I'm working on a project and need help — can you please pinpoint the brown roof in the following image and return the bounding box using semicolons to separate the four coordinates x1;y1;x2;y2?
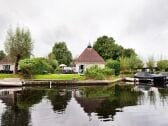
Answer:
76;47;105;64
0;57;13;64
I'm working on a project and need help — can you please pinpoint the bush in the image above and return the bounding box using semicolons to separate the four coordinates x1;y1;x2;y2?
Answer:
102;67;115;75
19;58;54;78
85;65;114;80
106;59;120;75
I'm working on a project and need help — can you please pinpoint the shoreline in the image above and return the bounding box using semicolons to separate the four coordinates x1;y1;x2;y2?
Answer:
0;78;124;87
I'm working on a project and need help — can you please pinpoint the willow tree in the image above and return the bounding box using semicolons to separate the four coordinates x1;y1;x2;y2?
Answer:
4;27;33;74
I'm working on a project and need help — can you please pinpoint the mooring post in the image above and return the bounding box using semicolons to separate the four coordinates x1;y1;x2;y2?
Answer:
50;81;52;88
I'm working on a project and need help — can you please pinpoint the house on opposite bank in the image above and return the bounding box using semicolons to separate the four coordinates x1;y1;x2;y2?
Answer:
0;58;14;73
75;45;105;73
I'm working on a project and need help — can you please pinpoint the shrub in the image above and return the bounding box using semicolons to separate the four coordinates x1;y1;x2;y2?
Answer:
85;65;114;80
106;59;120;75
19;58;53;78
102;67;115;75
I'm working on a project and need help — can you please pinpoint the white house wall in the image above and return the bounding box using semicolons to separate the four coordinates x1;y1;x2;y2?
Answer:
75;63;105;73
0;64;15;71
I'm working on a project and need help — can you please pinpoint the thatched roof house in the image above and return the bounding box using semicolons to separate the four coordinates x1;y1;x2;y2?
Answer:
75;45;105;73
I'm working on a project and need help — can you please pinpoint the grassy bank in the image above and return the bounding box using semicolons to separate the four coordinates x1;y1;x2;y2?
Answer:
32;74;85;80
0;73;123;81
0;74;20;79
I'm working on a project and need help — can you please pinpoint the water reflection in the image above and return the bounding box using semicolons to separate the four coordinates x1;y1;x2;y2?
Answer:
0;88;46;126
1;107;30;126
159;88;168;106
47;89;71;113
0;85;168;126
75;85;143;121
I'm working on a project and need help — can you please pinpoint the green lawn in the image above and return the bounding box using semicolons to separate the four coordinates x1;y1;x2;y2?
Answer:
0;73;122;81
0;74;20;79
32;74;85;80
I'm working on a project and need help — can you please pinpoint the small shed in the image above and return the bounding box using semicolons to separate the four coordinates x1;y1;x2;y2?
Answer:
75;45;105;73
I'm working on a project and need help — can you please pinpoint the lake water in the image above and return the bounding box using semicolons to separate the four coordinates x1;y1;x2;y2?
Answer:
0;84;168;126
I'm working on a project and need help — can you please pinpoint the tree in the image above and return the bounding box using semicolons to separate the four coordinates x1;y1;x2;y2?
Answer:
93;36;124;60
120;55;143;74
136;58;144;69
119;56;130;74
146;56;155;73
0;50;6;60
128;55;144;73
52;42;72;65
123;48;136;57
47;53;58;70
4;27;33;74
157;60;168;72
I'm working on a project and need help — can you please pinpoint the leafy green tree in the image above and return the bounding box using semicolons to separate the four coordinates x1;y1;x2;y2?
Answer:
157;60;168;72
123;48;136;57
93;36;123;60
128;55;143;73
120;55;143;74
136;58;144;69
52;42;72;65
47;53;58;70
119;56;130;73
0;50;6;60
146;56;155;73
4;27;33;74
106;59;120;75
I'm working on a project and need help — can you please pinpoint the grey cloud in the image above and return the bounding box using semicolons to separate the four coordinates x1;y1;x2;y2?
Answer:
0;0;168;59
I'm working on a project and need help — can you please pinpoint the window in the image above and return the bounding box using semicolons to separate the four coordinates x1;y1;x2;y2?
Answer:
3;65;10;71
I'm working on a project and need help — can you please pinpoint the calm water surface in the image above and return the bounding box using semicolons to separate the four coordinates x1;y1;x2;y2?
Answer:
0;84;168;126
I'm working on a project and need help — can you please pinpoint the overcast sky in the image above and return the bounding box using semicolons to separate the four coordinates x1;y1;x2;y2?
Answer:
0;0;168;60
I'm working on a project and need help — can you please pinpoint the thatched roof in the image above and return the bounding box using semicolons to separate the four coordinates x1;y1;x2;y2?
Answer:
76;46;105;64
0;57;13;64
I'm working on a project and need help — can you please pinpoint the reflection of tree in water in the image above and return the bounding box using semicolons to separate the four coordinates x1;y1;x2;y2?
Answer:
1;107;30;126
148;90;156;105
158;88;168;105
17;89;46;109
77;85;143;121
1;89;46;126
47;89;71;113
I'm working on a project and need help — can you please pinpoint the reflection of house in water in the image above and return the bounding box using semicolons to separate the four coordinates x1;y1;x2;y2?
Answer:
74;95;118;121
75;96;104;114
0;88;22;106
